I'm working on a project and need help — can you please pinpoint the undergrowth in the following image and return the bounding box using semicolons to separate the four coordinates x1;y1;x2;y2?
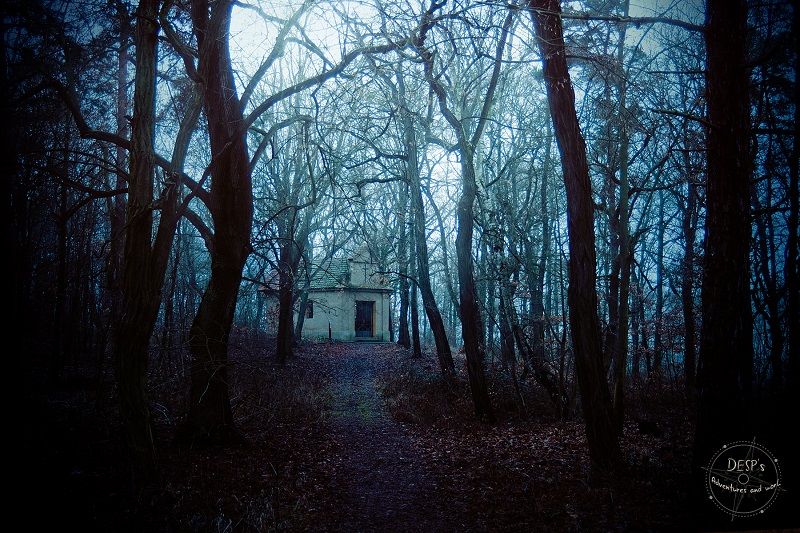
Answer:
376;349;570;428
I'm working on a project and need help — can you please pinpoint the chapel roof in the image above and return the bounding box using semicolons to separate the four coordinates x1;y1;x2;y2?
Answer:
308;250;389;291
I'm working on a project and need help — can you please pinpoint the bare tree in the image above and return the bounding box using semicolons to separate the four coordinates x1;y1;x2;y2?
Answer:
114;0;169;476
179;0;417;440
396;180;412;349
418;1;514;421
180;0;254;442
528;0;621;471
18;0;205;476
692;0;754;467
396;67;457;381
787;0;799;397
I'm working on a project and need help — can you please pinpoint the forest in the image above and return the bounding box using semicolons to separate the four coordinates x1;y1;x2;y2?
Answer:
7;0;798;531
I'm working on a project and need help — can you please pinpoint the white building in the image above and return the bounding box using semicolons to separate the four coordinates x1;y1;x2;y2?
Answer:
263;245;392;342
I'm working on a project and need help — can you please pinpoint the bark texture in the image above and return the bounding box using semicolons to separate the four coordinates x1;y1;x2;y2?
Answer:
397;70;454;375
528;0;621;471
182;0;253;444
692;0;754;474
112;0;161;479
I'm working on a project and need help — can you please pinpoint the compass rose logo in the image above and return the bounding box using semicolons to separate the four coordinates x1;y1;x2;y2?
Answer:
703;438;783;520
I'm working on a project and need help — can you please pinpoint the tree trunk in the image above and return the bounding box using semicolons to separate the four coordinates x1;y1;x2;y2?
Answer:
160;242;181;355
52;172;68;381
404;106;456;378
426;187;460;320
506;251;566;416
612;4;631;434
106;0;130;349
785;0;799;398
681;180;697;390
484;240;497;365
294;287;309;340
112;0;161;479
419;5;514;421
530;120;552;379
602;87;620;379
108;0;200;477
752;188;784;391
182;0;253;444
411;281;423;359
529;0;621;471
630;265;641;382
691;0;754;505
410;235;422;359
275;236;299;365
453;143;495;421
397;182;411;349
653;192;665;375
497;257;517;369
294;239;312;340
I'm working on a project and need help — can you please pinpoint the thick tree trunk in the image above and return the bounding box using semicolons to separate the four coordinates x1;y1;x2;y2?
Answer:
184;258;244;443
275;239;299;365
695;0;754;442
113;0;161;479
691;0;754;510
109;0;198;478
688;0;757;521
529;0;621;471
182;0;253;444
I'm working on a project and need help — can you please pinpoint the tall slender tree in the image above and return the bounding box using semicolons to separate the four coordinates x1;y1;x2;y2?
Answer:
418;1;514;421
610;0;632;435
528;0;621;471
180;1;410;440
398;70;457;380
396;180;412;349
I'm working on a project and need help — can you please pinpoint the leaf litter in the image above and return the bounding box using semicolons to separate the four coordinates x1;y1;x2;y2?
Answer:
29;338;694;532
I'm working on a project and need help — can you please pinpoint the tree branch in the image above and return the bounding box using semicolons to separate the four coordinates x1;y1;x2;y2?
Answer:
561;11;704;33
651;108;713;129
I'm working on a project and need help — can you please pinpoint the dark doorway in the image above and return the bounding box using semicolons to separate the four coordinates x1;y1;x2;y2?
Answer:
355;300;374;337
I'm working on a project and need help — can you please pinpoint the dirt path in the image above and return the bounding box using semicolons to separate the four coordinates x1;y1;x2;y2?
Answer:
308;343;456;532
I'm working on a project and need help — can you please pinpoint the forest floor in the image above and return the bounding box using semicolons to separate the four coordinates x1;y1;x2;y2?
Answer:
22;338;795;532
